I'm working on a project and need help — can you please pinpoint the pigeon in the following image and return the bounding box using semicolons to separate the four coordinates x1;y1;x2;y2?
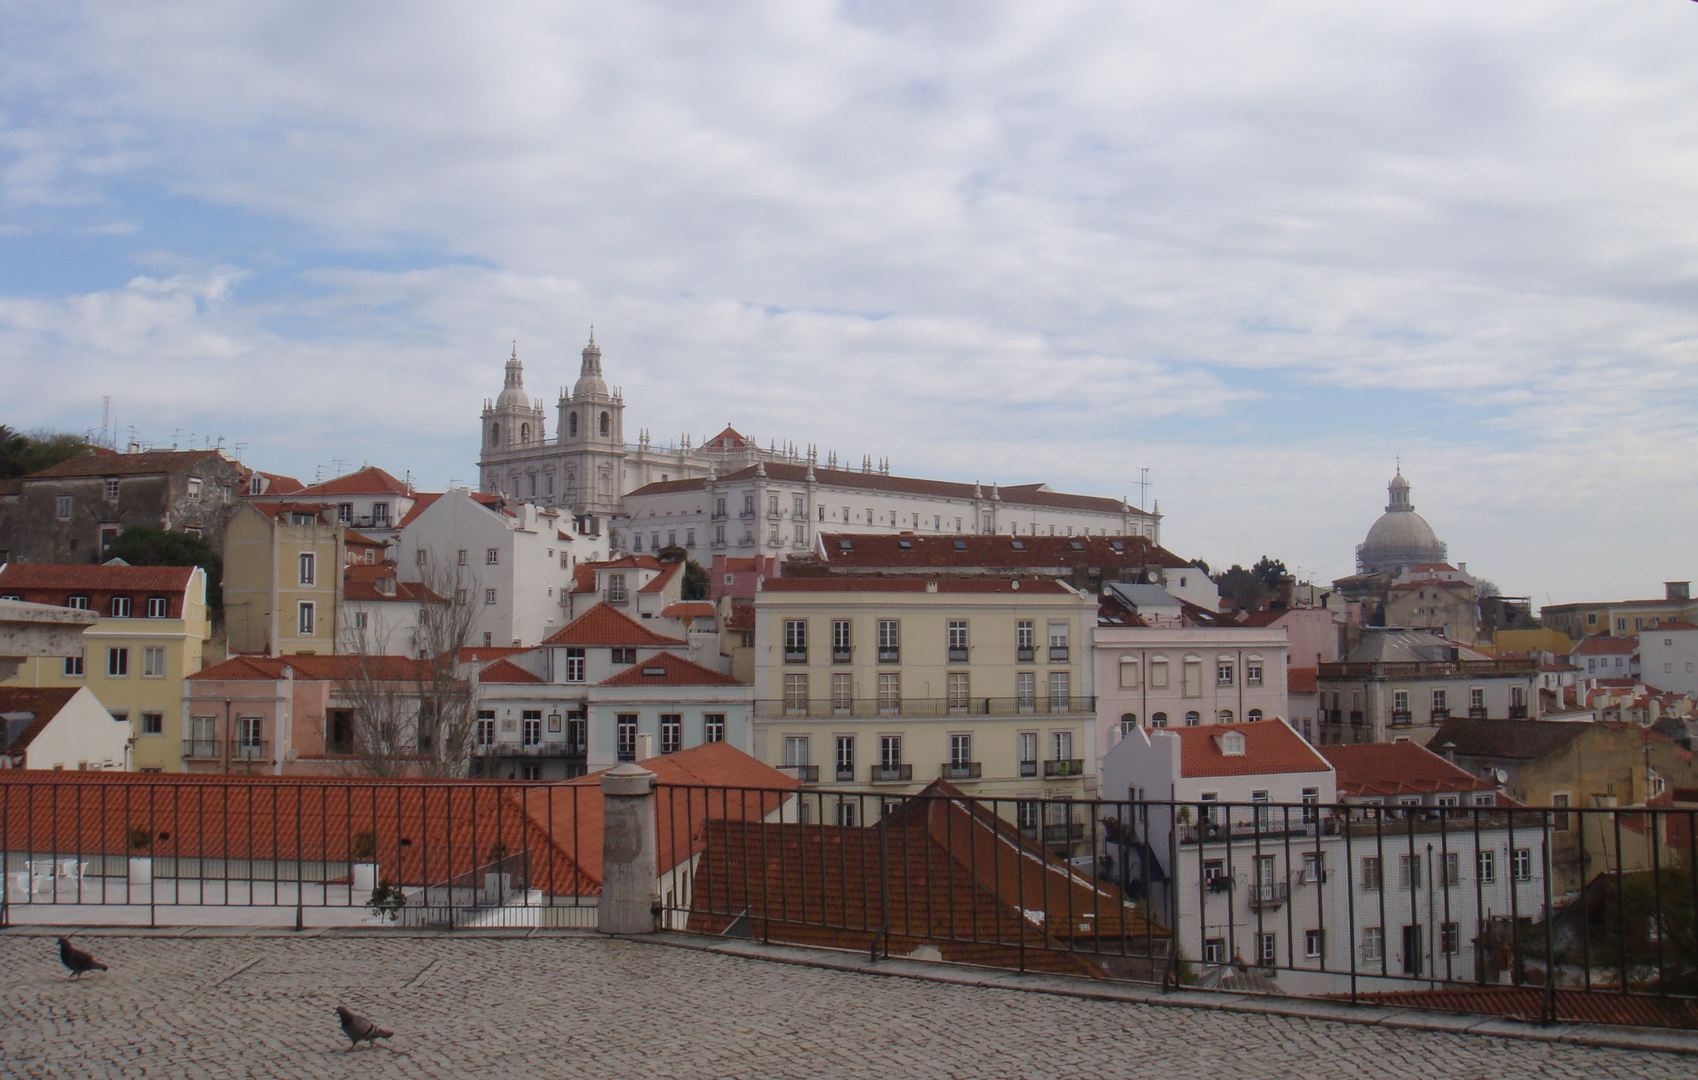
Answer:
57;937;108;980
334;1005;393;1051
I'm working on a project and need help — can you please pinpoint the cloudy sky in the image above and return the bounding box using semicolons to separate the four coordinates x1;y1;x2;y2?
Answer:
3;0;1696;604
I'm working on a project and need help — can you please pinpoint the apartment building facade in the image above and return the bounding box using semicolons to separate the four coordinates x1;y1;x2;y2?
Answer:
1316;630;1537;745
751;578;1099;812
0;563;210;771
223;501;343;656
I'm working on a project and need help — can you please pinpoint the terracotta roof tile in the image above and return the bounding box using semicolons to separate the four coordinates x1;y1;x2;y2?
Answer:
0;564;196;593
1572;636;1637;655
1287;667;1318;695
816;533;1189;571
0;687;86;754
638;561;682;593
1161;720;1330;779
28;449;221;479
1321;742;1497;797
189;655;437;682
477;658;546;684
293;466;411;498
596;652;743;687
760;577;1070;595
540;602;687;647
660;601;716;619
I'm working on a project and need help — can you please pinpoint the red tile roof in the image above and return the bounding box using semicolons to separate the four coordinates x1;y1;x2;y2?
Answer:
459;646;531;662
760;577;1070;595
248;471;304;494
1320;742;1498;798
189;655;437;682
540;602;687;647
1573;636;1637;655
28;449;222;479
341;579;444;603
596;651;743;687
1653;620;1698;632
293;466;411;498
1287;667;1318;695
1344;986;1698;1030
815;533;1190;571
571;554;669;593
660;601;716;620
477;659;545;684
627;464;1147;517
0;688;85;754
703;426;750;449
344;530;387;548
0;564;197;593
638;561;682;594
395;491;442;528
1162;720;1330;779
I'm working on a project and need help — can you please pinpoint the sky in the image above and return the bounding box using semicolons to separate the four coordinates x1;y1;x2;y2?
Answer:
3;1;1697;607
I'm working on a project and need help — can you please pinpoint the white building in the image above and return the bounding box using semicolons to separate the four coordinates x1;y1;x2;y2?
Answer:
0;686;128;770
339;566;446;657
474;336;1160;551
284;466;422;541
1638;619;1698;697
1094;624;1292;761
467;602;753;779
1103;722;1547;995
395;489;607;649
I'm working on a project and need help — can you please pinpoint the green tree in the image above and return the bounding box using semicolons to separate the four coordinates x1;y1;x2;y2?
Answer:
0;426;91;479
655;544;710;601
1251;556;1289;593
108;526;223;611
1213;564;1267;611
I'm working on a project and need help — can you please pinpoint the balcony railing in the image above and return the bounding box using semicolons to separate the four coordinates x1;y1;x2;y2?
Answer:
1019;760;1038;778
1044;758;1084;778
472;742;587;758
1246;882;1290;910
1509;704;1529;719
182;739;219;760
941;762;981;780
1048;646;1070;662
869;764;912;783
1431;708;1451;723
784;648;808;664
780;764;820;783
947;647;969;662
231;741;269;762
1390;709;1412;727
1468;706;1489;720
834;766;855;782
832;647;852;663
756;696;1097;719
1349;710;1364;725
877;647;900;663
1016;646;1035;662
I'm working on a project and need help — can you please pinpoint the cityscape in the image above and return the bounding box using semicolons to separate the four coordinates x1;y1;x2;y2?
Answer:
3;1;1697;1076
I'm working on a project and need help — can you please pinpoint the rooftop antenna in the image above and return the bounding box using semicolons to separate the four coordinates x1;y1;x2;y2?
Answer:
332;458;350;477
100;396;111;449
1134;467;1153;512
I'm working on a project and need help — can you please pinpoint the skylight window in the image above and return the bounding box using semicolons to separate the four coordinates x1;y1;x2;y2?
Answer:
1010;539;1025;550
1069;540;1084;551
1110;541;1124;553
953;539;967;550
897;539;912;550
838;540;852;551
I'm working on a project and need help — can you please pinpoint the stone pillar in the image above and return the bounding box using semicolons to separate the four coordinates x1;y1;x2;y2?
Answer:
598;763;659;934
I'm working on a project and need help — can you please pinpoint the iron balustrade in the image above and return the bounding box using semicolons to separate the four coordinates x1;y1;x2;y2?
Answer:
941;762;982;781
1017;647;1036;662
869;765;913;783
181;740;219;760
758;696;1097;719
779;765;820;783
1044;759;1084;778
472;743;587;759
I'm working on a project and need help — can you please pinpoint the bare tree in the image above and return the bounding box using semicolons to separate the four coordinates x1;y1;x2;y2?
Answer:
336;562;482;778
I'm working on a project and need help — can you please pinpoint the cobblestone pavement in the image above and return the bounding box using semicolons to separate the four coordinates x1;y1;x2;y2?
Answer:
0;931;1691;1079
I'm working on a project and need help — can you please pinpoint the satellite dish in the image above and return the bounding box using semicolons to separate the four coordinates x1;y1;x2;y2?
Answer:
284;748;299;761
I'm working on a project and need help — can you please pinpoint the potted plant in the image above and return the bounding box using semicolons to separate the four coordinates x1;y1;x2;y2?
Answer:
351;831;378;893
365;878;406;922
127;825;153;885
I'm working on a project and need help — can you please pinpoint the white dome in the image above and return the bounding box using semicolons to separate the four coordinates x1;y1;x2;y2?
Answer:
572;336;608;399
495;353;530;409
1363;509;1441;554
1356;470;1447;574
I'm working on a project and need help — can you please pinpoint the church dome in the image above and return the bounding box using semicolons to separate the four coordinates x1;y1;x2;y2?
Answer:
572;334;608;400
495;350;530;409
1356;469;1447;575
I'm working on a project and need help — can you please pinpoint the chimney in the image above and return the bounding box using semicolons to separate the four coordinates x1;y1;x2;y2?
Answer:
1667;581;1691;602
637;732;654;759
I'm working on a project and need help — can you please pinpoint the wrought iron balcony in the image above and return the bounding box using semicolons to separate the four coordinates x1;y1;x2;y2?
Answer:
1019;760;1038;778
231;741;269;762
1016;646;1035;662
784;647;808;664
1048;646;1070;662
755;696;1097;719
1468;706;1489;720
780;764;819;783
1247;882;1290;910
947;647;969;663
1390;709;1412;727
869;764;912;783
941;762;981;780
472;742;586;759
1044;758;1084;778
835;766;856;782
1431;708;1451;722
877;647;900;663
832;647;852;664
182;739;220;760
1508;704;1529;719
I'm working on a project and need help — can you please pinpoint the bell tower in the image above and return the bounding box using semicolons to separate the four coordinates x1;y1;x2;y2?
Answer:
555;331;627;517
478;345;546;497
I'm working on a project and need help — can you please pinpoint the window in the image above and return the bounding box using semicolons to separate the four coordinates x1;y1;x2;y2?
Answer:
1048;671;1070;710
879;735;902;768
1302;851;1325;884
784;619;808;662
484;547;500;566
1552;793;1570;832
1047;621;1069;660
141;712;164;735
877;620;900;662
107;647;128;677
1182;657;1202;697
1149;657;1169;688
1119;713;1137;737
1018;732;1038;776
1442;852;1460;887
661;715;682;754
63;650;84;677
1431;688;1447;712
298;601;315;635
1301;787;1320;823
143;647;166;678
237;716;262;757
1216;659;1234;686
1255;932;1276;967
1150;712;1168;728
1362;856;1382;891
608;574;627;604
1477;849;1496;884
565;648;585;682
1016;620;1035;659
1051;729;1073;764
485;588;497;605
829;672;853;711
523;711;542;747
1470;686;1485;710
785;673;809;712
616;716;638;762
1362;927;1384;963
610;647;636;665
416;548;429;566
836;801;859;827
877;672;901;712
685;528;695;549
1398;854;1421;891
1216;709;1234;724
1305;929;1324;959
1016;672;1035;708
1184;711;1200;726
947;620;969;660
1392;690;1408;713
146;596;169;618
67;595;89;610
1246;658;1263;686
111;596;132;618
56;495;72;519
1441;922;1460;955
1204;938;1226;965
104;478;119;499
1247;709;1263;722
948;733;972;767
704;715;725;743
1512;847;1531;882
370;503;389;527
947;672;970;709
835;735;855;781
832;619;852;661
1119;657;1139;689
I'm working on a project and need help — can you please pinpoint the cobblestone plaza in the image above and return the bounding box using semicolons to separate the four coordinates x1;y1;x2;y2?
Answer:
1;929;1693;1079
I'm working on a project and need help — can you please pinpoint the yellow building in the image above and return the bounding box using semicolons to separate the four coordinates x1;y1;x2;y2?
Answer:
752;577;1098;826
0;563;210;772
223;501;342;656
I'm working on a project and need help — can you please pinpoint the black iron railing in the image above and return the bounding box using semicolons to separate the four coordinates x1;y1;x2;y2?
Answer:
757;697;1097;719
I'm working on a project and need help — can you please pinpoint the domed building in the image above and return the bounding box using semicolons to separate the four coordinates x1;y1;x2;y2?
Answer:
1356;469;1447;576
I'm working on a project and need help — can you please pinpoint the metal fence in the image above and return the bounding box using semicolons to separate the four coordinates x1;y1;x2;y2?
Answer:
659;785;1698;1027
0;775;599;929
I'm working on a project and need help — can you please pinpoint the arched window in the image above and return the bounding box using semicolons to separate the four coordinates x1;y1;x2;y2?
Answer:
1247;709;1263;722
1184;711;1200;727
1151;712;1168;728
490;423;500;446
1217;709;1234;724
568;412;578;437
599;411;610;436
543;472;554;495
528;473;537;497
520;422;530;444
1119;712;1137;736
